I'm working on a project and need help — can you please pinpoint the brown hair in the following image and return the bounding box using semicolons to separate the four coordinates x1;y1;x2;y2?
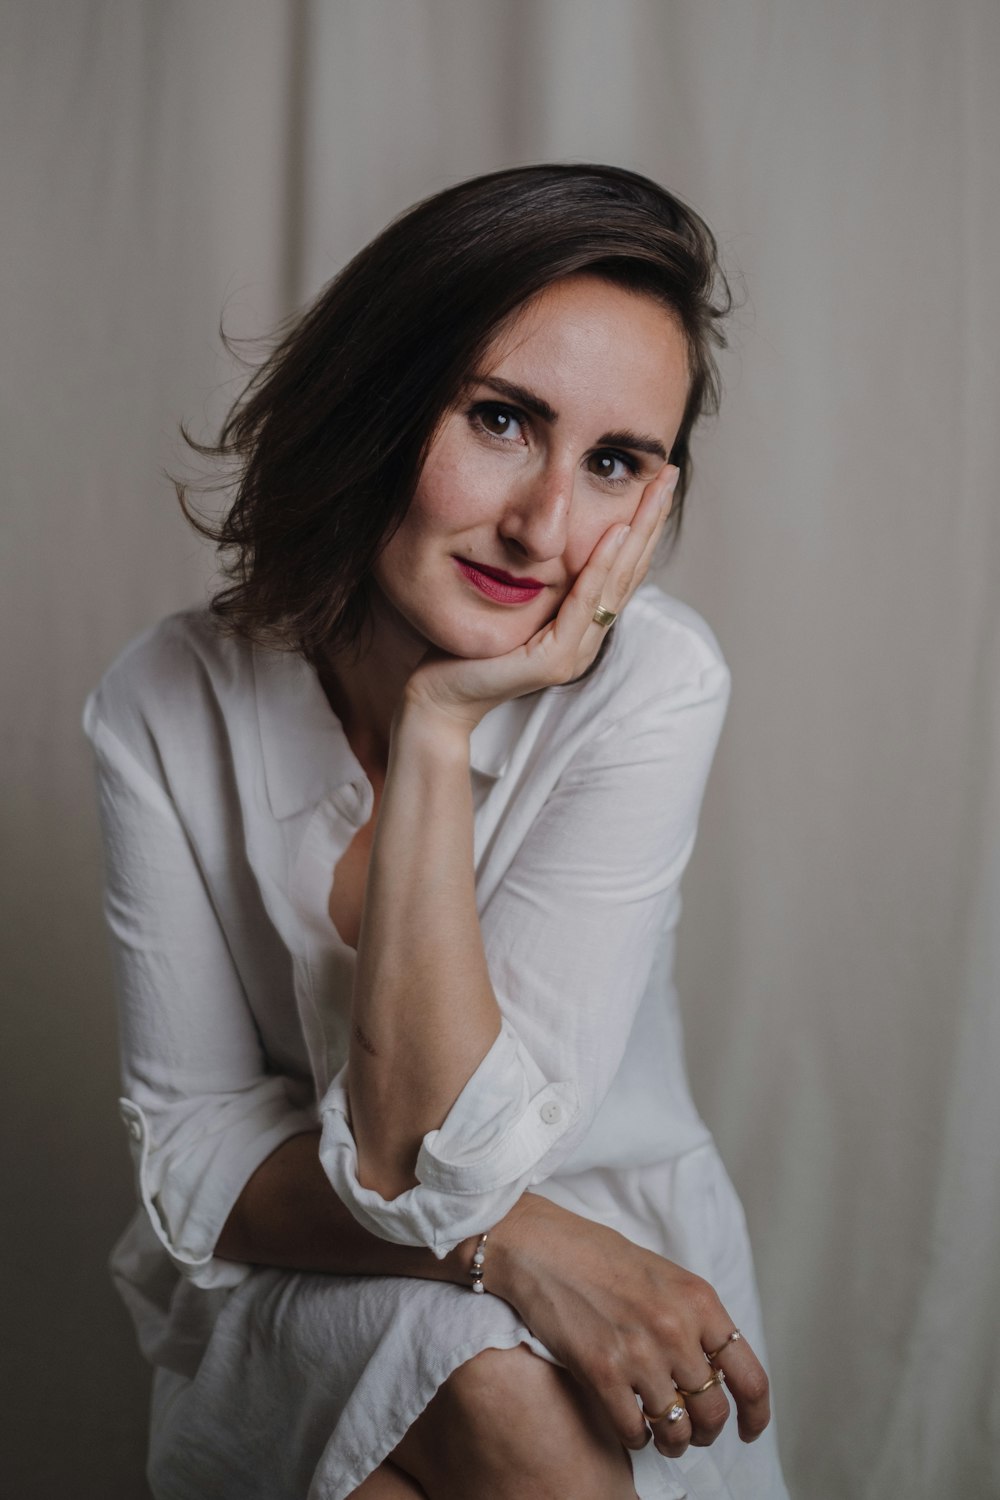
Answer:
180;162;733;660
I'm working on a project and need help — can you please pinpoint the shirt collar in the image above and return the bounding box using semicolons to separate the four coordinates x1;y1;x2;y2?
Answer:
253;643;530;819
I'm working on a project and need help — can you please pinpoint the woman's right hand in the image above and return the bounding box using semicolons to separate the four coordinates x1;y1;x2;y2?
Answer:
487;1191;771;1460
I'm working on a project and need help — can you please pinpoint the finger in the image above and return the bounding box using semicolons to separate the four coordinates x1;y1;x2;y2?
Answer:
671;1356;731;1448
617;463;677;571
704;1332;771;1444
603;464;678;604
589;1379;655;1455
630;479;676;578
548;520;632;649
637;1389;691;1460
568;463;676;622
543;463;677;665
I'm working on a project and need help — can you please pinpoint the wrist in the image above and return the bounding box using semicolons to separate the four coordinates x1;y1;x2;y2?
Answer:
430;1199;540;1298
396;687;479;753
436;1229;487;1288
476;1193;555;1305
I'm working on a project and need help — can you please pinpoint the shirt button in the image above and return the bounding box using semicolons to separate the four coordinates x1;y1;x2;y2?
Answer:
540;1101;563;1125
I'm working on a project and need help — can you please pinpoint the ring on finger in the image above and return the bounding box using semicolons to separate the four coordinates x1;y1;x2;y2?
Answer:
705;1328;742;1364
642;1396;687;1425
675;1368;726;1398
592;604;617;628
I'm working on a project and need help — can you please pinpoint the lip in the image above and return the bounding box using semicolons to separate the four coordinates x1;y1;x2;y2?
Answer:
452;557;547;605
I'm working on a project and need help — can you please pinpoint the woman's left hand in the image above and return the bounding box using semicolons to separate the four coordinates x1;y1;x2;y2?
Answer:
403;462;679;732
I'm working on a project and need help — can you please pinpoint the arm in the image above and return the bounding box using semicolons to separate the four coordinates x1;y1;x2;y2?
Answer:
322;669;732;1264
215;1129;477;1282
346;704;500;1197
216;1132;771;1455
314;472;775;1455
338;470;675;1212
84;695;319;1289
322;661;727;1239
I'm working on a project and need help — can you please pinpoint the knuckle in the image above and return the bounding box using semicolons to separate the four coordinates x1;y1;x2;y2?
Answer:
684;1270;713;1303
650;1302;689;1338
687;1276;721;1320
646;1307;683;1346
742;1368;770;1406
584;1350;622;1390
620;1326;654;1366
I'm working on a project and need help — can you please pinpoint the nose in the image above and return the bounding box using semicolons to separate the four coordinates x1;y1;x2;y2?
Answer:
498;464;573;564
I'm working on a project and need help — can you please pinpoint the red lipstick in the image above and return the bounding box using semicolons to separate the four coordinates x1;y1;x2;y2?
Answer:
453;558;547;605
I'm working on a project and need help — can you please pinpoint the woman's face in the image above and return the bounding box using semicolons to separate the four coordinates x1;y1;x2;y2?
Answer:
373;273;691;661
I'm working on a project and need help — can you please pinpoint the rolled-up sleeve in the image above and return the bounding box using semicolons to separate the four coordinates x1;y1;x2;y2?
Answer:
84;701;317;1290
319;649;730;1256
319;1018;580;1249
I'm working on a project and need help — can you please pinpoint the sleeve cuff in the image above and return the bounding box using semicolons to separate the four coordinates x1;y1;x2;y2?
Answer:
119;1093;319;1290
318;1017;580;1256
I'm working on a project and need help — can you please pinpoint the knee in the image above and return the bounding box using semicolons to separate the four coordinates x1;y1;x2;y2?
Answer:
449;1343;558;1414
393;1344;636;1499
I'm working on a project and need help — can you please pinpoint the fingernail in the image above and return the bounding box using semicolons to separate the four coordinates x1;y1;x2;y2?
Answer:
664;467;680;494
616;525;631;547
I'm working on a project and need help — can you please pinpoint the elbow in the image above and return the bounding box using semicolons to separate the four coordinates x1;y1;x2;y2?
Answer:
354;1143;420;1202
348;1076;422;1199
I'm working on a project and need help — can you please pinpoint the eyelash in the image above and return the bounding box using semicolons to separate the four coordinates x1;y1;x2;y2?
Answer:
465;401;641;489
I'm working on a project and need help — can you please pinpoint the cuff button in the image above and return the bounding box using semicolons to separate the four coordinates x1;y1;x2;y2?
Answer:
540;1101;563;1125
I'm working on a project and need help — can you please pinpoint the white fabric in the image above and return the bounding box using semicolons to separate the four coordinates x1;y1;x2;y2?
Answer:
83;584;787;1498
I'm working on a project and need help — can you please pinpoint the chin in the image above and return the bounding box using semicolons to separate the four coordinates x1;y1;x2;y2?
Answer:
422;607;539;661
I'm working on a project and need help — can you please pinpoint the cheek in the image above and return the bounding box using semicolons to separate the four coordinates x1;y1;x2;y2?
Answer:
564;505;631;578
409;448;509;532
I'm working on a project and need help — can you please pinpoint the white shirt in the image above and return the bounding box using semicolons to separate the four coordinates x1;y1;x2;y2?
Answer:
83;585;787;1499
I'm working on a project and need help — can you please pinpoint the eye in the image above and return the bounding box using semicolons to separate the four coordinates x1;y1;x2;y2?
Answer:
467;402;526;443
586;450;640;487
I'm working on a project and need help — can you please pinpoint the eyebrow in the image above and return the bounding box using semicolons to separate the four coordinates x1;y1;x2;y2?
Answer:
471;375;668;462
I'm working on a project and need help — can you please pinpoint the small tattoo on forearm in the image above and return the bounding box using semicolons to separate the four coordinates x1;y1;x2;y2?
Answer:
353;1022;379;1057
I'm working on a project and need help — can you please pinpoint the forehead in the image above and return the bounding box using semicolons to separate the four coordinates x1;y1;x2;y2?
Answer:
479;274;690;427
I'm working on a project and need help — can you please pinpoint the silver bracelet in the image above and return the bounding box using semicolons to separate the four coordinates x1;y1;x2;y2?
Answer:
469;1231;489;1293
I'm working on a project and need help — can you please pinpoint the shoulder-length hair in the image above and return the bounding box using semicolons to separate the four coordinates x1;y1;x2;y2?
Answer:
180;162;733;661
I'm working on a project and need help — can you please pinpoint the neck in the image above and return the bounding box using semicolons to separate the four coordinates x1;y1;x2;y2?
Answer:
319;595;428;770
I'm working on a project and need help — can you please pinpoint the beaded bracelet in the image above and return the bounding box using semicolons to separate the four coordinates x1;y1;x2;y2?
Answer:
469;1230;489;1293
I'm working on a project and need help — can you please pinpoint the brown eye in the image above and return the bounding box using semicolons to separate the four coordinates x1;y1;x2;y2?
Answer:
587;450;636;485
469;403;525;441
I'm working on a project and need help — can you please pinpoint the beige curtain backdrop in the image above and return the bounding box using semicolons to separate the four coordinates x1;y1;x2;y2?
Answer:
3;2;996;1496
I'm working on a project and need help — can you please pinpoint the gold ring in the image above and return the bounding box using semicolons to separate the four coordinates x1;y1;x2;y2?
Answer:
705;1329;742;1363
592;605;617;628
675;1369;726;1398
642;1396;686;1425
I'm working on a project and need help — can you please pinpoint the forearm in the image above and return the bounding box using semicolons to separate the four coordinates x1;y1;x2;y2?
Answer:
349;698;502;1194
216;1130;479;1282
215;1129;542;1293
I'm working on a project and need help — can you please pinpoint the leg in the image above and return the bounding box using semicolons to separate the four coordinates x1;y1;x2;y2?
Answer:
347;1459;429;1497
389;1343;639;1500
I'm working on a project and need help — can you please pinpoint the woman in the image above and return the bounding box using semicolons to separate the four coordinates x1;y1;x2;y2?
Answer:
85;163;789;1499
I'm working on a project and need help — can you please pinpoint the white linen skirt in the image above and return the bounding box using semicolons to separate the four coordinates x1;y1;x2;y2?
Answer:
146;1142;789;1500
